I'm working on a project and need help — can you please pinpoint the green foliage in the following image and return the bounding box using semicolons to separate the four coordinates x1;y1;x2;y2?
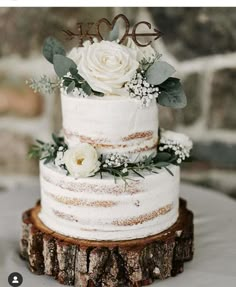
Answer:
29;133;191;182
145;61;175;85
42;37;65;64
153;151;172;162
99;151;178;183
66;81;76;93
53;55;77;78
158;77;187;109
81;82;92;95
28;134;67;165
40;36;106;97
69;67;84;81
142;58;187;109
92;90;104;97
62;68;103;97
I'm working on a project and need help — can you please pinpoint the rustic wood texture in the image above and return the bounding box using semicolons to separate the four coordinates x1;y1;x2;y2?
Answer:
20;199;194;287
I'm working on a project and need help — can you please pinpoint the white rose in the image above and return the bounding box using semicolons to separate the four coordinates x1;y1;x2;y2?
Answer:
126;38;157;62
68;40;139;95
64;143;100;178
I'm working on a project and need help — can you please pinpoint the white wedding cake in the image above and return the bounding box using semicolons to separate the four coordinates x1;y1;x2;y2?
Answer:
29;37;193;241
21;16;194;287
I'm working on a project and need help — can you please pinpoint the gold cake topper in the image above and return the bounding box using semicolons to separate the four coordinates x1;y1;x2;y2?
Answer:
63;14;162;47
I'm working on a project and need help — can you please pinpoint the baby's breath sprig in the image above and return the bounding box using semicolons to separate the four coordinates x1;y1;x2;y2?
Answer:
102;153;129;171
126;71;160;108
159;130;193;164
26;75;60;96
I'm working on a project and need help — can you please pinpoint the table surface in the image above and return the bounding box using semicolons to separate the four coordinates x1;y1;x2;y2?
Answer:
1;178;236;287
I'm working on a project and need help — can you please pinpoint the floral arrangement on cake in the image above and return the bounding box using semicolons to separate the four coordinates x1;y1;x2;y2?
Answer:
29;129;192;182
28;32;192;182
28;36;186;109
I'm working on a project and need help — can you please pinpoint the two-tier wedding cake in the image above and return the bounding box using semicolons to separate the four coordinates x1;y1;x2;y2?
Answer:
20;15;194;287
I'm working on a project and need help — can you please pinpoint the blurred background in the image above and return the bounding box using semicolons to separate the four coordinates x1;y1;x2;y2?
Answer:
0;7;235;198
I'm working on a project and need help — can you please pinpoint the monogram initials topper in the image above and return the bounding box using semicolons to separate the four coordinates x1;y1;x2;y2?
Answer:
63;14;162;47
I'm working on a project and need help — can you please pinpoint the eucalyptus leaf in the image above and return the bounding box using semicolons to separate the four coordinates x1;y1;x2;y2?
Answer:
63;78;73;87
158;77;187;109
81;82;92;95
69;67;84;82
66;81;75;94
42;37;65;64
144;153;155;165
53;55;77;78
69;67;78;76
145;61;175;85
154;152;172;162
92;90;104;97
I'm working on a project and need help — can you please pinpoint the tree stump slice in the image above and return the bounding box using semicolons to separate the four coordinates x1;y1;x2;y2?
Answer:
20;199;194;287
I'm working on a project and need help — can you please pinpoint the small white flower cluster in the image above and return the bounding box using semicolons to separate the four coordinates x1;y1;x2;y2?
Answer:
27;75;55;95
54;146;65;168
159;130;193;164
126;72;160;107
102;153;130;174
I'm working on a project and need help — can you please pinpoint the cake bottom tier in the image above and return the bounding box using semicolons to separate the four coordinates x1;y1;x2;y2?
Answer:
20;199;194;287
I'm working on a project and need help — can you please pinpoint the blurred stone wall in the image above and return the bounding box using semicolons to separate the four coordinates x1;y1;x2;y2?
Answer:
146;7;236;198
0;7;112;177
0;7;236;198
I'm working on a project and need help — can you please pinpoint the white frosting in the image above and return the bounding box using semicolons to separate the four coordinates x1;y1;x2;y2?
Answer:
39;162;180;241
61;92;159;162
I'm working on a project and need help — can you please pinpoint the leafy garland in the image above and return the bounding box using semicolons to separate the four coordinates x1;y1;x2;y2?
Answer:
99;152;177;182
29;133;191;183
29;134;67;165
27;36;187;109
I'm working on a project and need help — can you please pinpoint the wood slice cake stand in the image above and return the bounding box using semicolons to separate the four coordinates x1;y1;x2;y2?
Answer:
20;199;194;287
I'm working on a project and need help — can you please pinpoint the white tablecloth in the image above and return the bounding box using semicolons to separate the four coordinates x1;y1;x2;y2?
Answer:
1;179;236;287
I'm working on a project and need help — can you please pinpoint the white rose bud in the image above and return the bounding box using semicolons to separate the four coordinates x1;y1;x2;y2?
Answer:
64;143;100;178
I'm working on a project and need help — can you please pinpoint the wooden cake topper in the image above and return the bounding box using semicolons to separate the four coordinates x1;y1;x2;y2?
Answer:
63;14;162;47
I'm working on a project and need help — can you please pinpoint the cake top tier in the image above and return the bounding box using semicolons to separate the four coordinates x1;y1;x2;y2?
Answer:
61;92;159;162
